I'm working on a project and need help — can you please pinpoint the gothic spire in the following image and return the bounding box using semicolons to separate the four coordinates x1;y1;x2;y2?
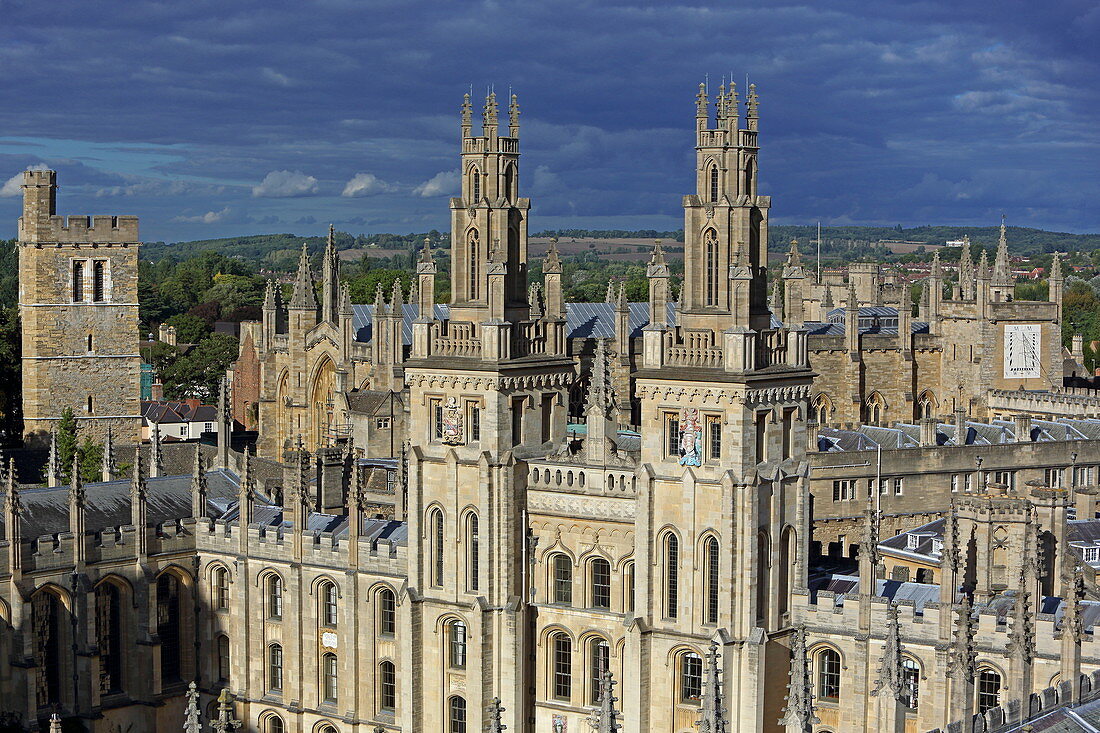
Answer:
873;603;906;697
5;458;21;515
992;214;1012;285
977;249;990;280
263;278;276;310
786;238;801;267
68;452;84;508
605;279;615;304
948;594;976;680
746;82;759;121
483;90;499;133
1008;529;1036;663
390;276;405;311
780;626;818;732
697;642;729;733
696;82;709;119
290;244;318;309
508;92;520;136
460;92;473;137
1051;251;1063;280
584;338;615;419
190;444;207;519
183;681;202;733
47;428;60;486
931;250;942;278
589;670;623;732
149;421;163;478
130;445;147;503
544;238;562;273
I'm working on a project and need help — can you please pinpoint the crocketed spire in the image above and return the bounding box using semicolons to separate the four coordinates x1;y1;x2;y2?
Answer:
780;626;818;732
697;642;729;733
589;670;622;732
183;681;202;733
992;214;1012;287
290;244;318;309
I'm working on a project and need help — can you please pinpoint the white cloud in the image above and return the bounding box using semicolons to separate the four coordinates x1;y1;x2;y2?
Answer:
342;172;391;197
171;206;230;224
0;163;50;197
413;169;459;197
252;170;319;198
261;67;294;87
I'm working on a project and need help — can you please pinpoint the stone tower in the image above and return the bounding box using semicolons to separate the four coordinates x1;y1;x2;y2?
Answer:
18;170;141;445
634;82;814;731
402;91;574;732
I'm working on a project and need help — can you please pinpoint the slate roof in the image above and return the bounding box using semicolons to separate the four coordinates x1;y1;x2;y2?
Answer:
818;416;1100;452
142;400;218;425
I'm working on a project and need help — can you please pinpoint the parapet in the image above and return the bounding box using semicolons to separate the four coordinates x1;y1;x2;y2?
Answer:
20;214;140;244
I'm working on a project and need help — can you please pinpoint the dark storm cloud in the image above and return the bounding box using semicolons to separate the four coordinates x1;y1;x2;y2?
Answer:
0;0;1096;242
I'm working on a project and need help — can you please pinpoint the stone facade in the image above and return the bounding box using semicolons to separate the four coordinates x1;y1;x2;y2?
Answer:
18;170;142;445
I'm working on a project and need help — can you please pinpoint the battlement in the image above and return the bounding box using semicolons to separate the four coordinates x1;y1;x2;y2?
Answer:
19;214;140;244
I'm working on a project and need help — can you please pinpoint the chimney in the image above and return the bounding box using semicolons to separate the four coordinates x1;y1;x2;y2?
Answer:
953;408;968;445
158;323;169;342
166;326;177;346
919;416;937;446
151;382;164;401
806;420;821;452
1013;413;1033;443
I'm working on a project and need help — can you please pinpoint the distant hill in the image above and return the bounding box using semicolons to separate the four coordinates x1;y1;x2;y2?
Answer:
143;225;1099;272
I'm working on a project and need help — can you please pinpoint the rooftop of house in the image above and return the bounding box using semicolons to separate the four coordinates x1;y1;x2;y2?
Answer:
142;400;219;425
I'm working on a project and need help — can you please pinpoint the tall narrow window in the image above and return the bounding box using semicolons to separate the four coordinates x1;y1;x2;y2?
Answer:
541;393;553;443
379;589;396;636
471;169;481;202
265;715;285;733
449;621;467;669
666;413;680;458
157;574;182;683
216;635;230;682
466;514;480;592
379;661;396;711
321;652;338;703
681;652;703;703
431;509;445;587
467;402;480;442
704;229;719;306
72;260;86;301
213;567;229;611
468;230;480;300
902;657;920;711
744;158;754;196
503;164;515;202
704;537;720;624
665;534;679;619
553;554;573;604
782;408;795;460
449;696;468;733
589;639;610;704
267;576;283;619
708;416;722;460
94;583;124;694
268;644;284;692
623;561;635;613
977;668;1001;713
710;166;719;202
320;581;338;627
511;396;524;445
92;260;106;302
816;648;841;701
87;395;94;414
87;333;93;352
755;411;768;463
551;633;572;701
590;558;611;609
432;399;443;440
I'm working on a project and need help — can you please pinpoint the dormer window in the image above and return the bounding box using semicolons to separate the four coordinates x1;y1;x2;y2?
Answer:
906;533;920;551
1083;546;1100;564
930;539;943;556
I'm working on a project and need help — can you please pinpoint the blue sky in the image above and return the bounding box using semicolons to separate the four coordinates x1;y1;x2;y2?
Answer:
0;0;1097;243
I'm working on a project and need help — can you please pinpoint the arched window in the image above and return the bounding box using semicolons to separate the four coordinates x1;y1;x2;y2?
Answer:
867;393;886;425
589;638;610;704
551;632;572;701
32;591;64;707
212;566;229;611
467;231;480;301
268;644;284;692
590;558;611;609
471;168;481;202
918;391;936;420
263;713;285;733
318;726;338;733
503;164;515;203
815;648;841;702
449;620;467;669
664;534;679;619
321;652;338;703
94;582;124;694
157;574;183;684
680;652;703;703
977;667;1002;713
379;661;397;711
449;695;467;733
902;657;920;711
622;561;635;614
267;575;283;619
709;165;719;202
430;509;445;588
216;634;230;682
704;229;719;306
552;554;573;605
320;581;338;627
466;513;480;592
704;536;720;624
813;394;832;426
378;588;396;636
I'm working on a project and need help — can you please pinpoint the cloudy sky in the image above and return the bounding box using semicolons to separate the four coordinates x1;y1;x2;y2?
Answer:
0;1;1097;243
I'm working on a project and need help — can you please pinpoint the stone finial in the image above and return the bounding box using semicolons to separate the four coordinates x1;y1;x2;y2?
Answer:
183;680;202;733
696;81;709;117
210;687;241;732
584;339;617;419
992;214;1012;285
948;594;977;681
460;91;472;133
769;282;782;316
69;452;85;508
290;244;318;309
786;238;801;267
373;281;387;315
49;714;62;733
780;626;819;732
488;697;507;732
727;80;740;123
859;497;881;577
390;276;405;311
1064;562;1086;642
293;437;314;515
263;278;276;310
190;445;207;519
1051;251;1063;280
977;249;990;280
339;281;353;316
649;239;666;267
589;670;623;732
615;281;627;311
716;82;726;122
697;642;729;733
931;250;942;278
149;421;163;478
508;92;520;135
1008;530;1036;663
483;89;499;131
873;603;906;697
420;236;434;264
605;279;615;304
130;445;147;503
102;425;116;482
47;429;60;487
544;238;562;273
746;82;759;118
5;458;21;515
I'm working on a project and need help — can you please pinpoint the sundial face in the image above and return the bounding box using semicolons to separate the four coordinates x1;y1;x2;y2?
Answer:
1003;323;1042;378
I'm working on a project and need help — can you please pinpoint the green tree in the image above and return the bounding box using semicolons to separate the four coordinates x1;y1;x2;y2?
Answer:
165;313;209;343
78;436;103;484
345;269;412;304
161;333;239;400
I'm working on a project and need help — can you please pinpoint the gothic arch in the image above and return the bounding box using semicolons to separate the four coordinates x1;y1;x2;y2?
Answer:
308;574;342;598
275;369;291;451
865;391;888;425
812;393;834;425
308;355;337;450
917;390;938;419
